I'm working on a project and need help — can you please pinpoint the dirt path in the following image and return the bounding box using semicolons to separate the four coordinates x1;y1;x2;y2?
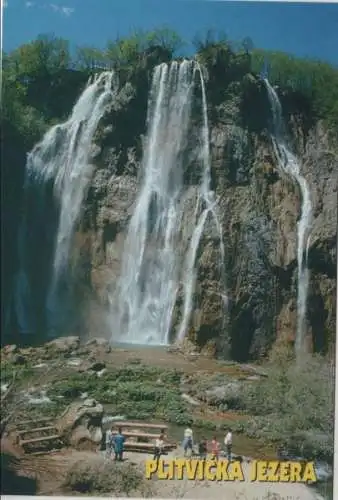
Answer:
87;343;263;377
36;448;322;499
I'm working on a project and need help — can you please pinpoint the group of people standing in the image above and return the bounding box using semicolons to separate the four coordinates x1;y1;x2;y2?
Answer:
183;424;233;461
105;424;233;462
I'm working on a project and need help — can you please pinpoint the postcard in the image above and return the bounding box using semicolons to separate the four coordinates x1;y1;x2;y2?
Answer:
1;1;336;499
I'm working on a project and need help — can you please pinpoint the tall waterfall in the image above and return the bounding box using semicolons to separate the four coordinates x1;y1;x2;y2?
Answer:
15;72;117;335
113;60;225;345
265;79;312;355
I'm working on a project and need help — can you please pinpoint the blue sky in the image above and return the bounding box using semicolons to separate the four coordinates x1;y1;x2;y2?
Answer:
3;0;338;65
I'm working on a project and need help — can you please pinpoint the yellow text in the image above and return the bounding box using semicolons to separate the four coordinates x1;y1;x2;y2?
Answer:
249;460;317;483
145;459;317;483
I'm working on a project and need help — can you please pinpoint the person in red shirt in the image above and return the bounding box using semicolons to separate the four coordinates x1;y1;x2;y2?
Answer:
210;436;220;461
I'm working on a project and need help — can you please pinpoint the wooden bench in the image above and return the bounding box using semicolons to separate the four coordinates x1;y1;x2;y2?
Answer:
111;431;161;440
110;421;175;453
124;441;176;451
112;422;168;430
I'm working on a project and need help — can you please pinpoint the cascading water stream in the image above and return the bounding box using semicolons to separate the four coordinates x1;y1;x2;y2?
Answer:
176;63;226;343
113;60;225;345
264;79;312;356
15;71;117;335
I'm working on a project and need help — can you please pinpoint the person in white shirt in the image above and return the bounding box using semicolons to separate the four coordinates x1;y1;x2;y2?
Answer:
105;427;113;458
153;434;165;462
224;428;233;461
183;425;193;457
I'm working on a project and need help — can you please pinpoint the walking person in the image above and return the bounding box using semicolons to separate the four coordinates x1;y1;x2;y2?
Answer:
153;433;165;464
182;423;194;457
113;427;125;461
105;427;113;458
224;428;233;461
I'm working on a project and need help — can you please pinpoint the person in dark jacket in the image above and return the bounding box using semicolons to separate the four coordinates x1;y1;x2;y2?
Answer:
112;427;125;461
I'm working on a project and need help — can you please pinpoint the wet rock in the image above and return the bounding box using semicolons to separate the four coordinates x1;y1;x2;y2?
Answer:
82;338;112;354
67;358;83;367
33;362;48;369
203;382;243;408
96;368;106;378
166;346;180;353
2;345;18;356
91;362;106;372
181;393;200;406
78;360;106;373
85;337;109;347
46;336;80;354
238;364;268;377
12;354;27;366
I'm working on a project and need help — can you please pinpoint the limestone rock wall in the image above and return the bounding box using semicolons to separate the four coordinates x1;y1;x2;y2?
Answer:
4;68;336;361
70;75;337;361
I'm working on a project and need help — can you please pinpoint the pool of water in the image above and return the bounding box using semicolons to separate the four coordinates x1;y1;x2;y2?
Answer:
110;342;168;349
167;423;277;459
102;411;276;460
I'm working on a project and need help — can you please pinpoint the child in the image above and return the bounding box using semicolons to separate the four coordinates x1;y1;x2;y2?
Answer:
211;436;220;461
154;433;165;463
198;437;208;459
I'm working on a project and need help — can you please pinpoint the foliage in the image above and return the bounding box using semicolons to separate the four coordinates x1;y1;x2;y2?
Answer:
64;456;153;496
48;365;190;424
240;348;334;461
192;29;228;53
1;359;34;385
251;48;338;129
2;27;337;154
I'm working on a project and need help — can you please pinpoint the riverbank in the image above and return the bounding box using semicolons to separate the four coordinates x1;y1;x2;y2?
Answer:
1;336;334;497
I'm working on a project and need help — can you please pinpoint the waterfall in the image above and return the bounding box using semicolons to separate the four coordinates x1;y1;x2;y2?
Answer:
176;63;226;343
15;71;117;336
264;79;312;356
113;60;225;345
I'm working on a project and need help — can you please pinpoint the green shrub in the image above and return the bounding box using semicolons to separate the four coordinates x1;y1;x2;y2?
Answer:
64;456;153;496
239;350;334;461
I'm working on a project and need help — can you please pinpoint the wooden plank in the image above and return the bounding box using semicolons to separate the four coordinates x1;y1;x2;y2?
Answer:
112;422;168;430
18;417;54;425
111;431;161;440
20;435;60;446
124;441;176;450
16;417;54;427
17;426;56;435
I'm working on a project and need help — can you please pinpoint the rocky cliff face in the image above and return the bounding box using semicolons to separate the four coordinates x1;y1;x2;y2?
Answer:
3;62;337;361
68;70;337;361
